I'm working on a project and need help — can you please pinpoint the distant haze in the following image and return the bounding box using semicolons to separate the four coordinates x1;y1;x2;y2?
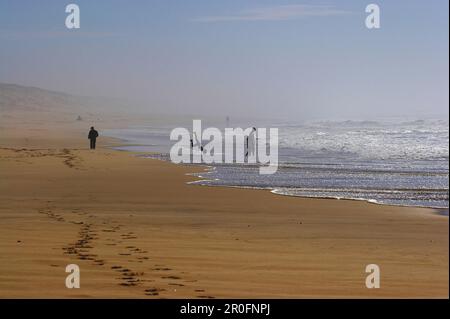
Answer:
0;0;448;121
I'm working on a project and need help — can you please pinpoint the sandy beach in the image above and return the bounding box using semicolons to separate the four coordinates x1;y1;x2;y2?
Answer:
1;0;449;301
0;114;448;299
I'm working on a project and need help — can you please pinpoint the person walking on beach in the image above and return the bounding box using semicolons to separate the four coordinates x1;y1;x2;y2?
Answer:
88;126;99;150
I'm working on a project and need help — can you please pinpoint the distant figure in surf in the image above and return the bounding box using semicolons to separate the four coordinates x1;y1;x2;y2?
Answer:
88;126;99;150
192;132;204;152
246;127;257;158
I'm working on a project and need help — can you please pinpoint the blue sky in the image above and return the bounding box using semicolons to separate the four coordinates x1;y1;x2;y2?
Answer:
0;0;448;120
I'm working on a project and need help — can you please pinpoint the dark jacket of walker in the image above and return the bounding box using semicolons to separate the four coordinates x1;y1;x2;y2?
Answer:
88;129;99;140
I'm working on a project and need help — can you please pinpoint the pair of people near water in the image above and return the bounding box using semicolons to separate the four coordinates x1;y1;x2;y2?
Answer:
190;133;204;152
189;127;256;158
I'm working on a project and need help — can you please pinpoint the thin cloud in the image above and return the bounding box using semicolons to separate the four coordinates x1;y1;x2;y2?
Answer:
0;30;124;39
193;4;352;23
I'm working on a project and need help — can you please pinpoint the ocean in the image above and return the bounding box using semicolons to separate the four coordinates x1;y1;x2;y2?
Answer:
104;118;449;209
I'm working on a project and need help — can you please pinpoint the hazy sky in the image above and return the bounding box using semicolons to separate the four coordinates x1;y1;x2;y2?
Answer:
0;0;448;120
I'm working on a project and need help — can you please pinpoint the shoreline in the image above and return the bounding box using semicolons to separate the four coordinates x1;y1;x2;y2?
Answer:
116;147;449;212
101;125;449;212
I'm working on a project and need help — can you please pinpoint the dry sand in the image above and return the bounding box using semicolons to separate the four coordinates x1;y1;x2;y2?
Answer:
0;117;448;298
